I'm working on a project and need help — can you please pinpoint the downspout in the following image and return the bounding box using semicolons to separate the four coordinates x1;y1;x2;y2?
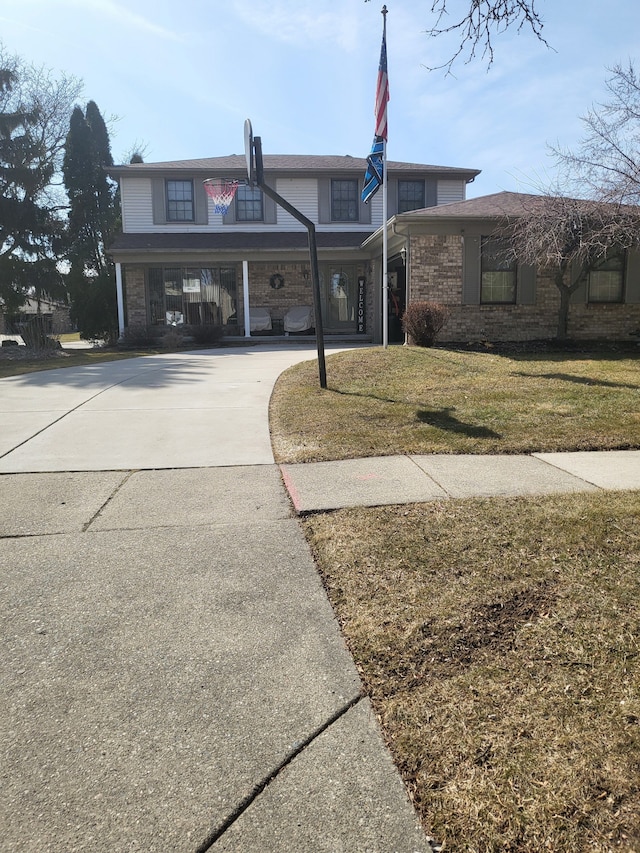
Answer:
242;260;251;338
115;262;125;339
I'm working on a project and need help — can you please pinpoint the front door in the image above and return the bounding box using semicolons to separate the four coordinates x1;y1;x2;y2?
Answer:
322;265;358;332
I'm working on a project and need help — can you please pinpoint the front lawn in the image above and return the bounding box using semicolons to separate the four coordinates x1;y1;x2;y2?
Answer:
270;345;640;462
304;491;640;852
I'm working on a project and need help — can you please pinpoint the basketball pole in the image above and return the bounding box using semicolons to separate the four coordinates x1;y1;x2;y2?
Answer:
253;135;327;390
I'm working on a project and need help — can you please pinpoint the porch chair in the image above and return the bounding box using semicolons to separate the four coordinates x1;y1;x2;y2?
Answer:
283;305;314;334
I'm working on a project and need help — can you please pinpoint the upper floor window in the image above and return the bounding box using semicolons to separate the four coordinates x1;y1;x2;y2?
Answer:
398;180;425;213
588;252;625;302
331;179;358;222
235;184;263;221
481;237;516;303
166;180;194;222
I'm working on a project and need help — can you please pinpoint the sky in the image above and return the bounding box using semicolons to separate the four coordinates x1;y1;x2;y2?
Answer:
1;0;639;199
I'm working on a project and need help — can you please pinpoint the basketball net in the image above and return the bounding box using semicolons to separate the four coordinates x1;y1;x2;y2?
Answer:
203;178;240;215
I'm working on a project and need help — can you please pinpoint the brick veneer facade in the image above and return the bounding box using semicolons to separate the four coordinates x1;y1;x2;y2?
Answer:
408;234;640;342
122;266;147;327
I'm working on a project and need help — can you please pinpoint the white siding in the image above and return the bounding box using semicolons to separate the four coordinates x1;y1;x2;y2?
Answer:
367;192;386;229
274;178;316;229
437;179;466;205
120;172;460;234
120;177;154;232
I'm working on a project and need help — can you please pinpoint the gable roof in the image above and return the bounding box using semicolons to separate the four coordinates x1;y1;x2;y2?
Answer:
110;154;480;182
396;191;542;220
394;190;640;221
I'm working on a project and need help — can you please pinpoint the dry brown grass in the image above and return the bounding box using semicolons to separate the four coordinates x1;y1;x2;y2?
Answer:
0;347;163;379
304;492;640;852
270;345;640;462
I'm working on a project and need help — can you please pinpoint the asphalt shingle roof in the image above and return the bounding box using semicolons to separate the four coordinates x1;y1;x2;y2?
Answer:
110;154;480;180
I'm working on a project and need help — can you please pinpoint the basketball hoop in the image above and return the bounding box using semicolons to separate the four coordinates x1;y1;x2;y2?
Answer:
203;178;240;215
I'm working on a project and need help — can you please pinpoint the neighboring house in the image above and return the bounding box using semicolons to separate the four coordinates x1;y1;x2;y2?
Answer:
108;155;480;343
0;297;72;337
364;191;640;342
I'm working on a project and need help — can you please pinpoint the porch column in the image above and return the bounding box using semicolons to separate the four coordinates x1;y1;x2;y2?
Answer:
243;260;251;338
115;262;125;339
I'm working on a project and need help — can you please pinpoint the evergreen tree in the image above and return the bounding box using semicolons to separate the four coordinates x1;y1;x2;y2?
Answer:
62;100;119;341
63;101;117;275
0;64;65;314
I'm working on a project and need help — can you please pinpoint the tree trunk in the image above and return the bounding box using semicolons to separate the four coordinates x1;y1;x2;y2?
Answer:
556;282;570;340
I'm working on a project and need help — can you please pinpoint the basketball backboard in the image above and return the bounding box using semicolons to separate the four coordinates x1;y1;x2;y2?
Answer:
244;119;255;186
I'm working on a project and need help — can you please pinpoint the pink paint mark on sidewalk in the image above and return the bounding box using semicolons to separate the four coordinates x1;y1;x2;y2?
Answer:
279;465;302;513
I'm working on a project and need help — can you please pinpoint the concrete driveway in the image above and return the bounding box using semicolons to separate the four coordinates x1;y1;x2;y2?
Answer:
0;346;323;471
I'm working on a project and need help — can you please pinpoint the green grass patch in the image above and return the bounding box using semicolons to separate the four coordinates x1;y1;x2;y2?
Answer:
270;346;640;461
304;491;640;852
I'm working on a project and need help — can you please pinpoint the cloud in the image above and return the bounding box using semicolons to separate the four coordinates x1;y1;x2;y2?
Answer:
229;0;362;51
68;0;183;41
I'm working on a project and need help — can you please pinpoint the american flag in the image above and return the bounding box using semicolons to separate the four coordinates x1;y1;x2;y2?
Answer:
374;28;389;141
362;24;389;204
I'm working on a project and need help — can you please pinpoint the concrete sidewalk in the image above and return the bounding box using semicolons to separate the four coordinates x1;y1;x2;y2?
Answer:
0;346;432;853
280;450;640;513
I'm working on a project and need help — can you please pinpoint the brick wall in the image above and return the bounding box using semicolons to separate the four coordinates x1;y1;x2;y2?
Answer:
408;234;640;342
246;262;316;322
123;266;147;326
568;303;640;340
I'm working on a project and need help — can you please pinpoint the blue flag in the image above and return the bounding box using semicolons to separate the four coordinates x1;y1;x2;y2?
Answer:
362;135;384;204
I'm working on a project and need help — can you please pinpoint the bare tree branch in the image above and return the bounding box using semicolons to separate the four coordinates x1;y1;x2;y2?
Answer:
553;62;640;204
426;0;547;71
365;1;548;71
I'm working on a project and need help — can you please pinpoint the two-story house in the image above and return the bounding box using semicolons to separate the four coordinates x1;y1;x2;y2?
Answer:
108;154;480;343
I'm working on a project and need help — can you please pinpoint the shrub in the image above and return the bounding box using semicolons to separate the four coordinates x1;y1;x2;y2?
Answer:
402;301;449;347
20;316;59;351
120;324;157;348
186;324;223;347
160;327;184;351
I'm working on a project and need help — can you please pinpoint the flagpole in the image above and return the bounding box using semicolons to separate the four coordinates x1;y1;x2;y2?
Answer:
382;138;388;349
381;5;388;350
361;5;389;347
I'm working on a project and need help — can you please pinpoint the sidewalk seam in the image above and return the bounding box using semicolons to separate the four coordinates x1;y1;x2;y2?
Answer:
194;690;365;852
530;452;605;490
406;454;452;497
82;469;137;531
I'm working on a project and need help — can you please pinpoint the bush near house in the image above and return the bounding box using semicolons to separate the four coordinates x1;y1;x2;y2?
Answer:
119;323;223;350
402;301;449;347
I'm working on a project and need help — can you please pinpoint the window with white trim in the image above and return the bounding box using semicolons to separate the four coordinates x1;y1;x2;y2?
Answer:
166;180;194;222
